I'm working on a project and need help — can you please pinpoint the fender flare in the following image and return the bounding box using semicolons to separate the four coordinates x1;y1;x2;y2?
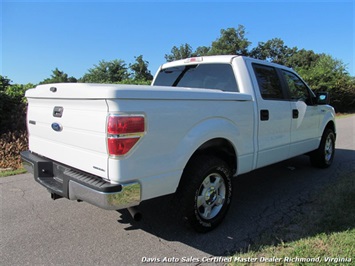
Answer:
173;117;240;173
319;109;336;138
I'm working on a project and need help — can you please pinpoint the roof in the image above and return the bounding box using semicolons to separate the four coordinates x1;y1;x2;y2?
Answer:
160;55;240;69
159;55;294;73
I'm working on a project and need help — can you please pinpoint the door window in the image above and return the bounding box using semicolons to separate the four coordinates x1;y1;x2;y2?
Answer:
282;70;311;103
253;64;284;100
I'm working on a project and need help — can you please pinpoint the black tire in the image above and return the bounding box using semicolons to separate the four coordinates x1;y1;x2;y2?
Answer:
177;155;233;233
310;128;335;168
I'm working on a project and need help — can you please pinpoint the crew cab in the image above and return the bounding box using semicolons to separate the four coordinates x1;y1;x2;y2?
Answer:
21;55;336;232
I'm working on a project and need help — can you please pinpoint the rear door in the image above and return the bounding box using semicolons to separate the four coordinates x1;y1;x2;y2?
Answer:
251;63;292;168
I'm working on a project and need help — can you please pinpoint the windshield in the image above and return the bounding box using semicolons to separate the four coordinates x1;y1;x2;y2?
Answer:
153;63;239;92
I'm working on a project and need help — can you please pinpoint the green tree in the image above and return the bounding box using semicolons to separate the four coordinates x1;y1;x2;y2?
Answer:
249;38;297;65
81;59;129;83
194;46;211;57
296;54;354;112
1;75;11;91
40;68;77;84
296;54;349;90
209;26;251;56
165;43;194;62
285;49;321;69
0;79;33;134
129;55;153;81
165;26;251;60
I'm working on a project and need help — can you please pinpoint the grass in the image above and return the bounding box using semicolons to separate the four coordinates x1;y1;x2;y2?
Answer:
232;230;354;265
335;112;355;119
230;171;355;265
0;167;27;177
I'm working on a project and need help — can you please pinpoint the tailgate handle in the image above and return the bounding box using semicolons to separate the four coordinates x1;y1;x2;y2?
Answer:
53;106;64;118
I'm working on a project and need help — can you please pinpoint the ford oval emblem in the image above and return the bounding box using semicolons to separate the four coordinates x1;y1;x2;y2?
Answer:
51;122;63;132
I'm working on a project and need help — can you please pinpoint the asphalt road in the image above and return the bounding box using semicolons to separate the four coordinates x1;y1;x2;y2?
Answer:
1;115;354;266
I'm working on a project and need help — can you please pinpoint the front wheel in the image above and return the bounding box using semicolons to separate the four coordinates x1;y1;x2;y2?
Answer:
310;128;335;168
177;155;233;233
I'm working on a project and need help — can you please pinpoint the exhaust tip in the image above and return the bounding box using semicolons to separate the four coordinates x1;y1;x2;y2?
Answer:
127;207;142;222
51;193;63;200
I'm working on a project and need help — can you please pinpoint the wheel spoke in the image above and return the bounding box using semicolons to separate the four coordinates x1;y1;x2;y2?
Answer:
211;175;222;190
215;195;225;206
197;195;205;208
202;177;211;188
203;205;212;219
324;136;333;161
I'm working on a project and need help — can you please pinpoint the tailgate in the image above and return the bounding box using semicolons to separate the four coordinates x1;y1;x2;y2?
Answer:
26;85;109;179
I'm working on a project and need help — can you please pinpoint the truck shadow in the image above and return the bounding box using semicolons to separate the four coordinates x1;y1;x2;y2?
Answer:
116;148;355;256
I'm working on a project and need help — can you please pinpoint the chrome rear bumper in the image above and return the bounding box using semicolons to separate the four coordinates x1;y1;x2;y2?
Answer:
21;151;141;210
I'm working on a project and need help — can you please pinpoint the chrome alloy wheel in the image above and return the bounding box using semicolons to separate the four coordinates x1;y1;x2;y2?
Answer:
196;173;226;220
324;134;334;163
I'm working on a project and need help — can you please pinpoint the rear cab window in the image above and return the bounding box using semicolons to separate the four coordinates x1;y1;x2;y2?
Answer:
153;63;239;92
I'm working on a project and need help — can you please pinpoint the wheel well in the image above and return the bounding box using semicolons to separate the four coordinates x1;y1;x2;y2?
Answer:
189;138;237;173
325;121;336;139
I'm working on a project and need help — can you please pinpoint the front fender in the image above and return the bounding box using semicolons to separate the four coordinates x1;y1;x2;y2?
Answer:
319;106;336;137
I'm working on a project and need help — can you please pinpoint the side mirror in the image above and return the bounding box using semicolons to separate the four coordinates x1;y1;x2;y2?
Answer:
316;92;330;105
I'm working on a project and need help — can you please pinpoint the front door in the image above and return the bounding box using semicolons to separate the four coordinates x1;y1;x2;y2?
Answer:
281;70;320;157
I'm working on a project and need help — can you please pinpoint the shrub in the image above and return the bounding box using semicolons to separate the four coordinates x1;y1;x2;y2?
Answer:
0;78;30;170
0;131;28;169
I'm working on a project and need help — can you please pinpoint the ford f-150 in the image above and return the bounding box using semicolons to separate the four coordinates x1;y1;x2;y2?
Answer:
21;55;336;232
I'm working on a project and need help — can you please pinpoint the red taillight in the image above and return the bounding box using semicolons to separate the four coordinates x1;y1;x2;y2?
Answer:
108;116;145;134
107;115;145;156
108;137;140;156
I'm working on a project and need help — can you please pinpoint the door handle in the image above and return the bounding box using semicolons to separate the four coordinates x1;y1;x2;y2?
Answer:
260;110;269;121
292;109;299;119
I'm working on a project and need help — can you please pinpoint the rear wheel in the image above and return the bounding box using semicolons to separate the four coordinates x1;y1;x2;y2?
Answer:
310;128;335;168
177;155;233;233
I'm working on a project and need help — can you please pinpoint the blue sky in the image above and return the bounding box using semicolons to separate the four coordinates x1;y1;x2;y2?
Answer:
2;0;354;84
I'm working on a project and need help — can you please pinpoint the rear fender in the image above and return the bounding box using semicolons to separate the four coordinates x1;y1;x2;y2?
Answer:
173;118;240;175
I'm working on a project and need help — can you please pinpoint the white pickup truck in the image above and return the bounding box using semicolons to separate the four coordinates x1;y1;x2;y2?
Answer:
21;55;336;232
